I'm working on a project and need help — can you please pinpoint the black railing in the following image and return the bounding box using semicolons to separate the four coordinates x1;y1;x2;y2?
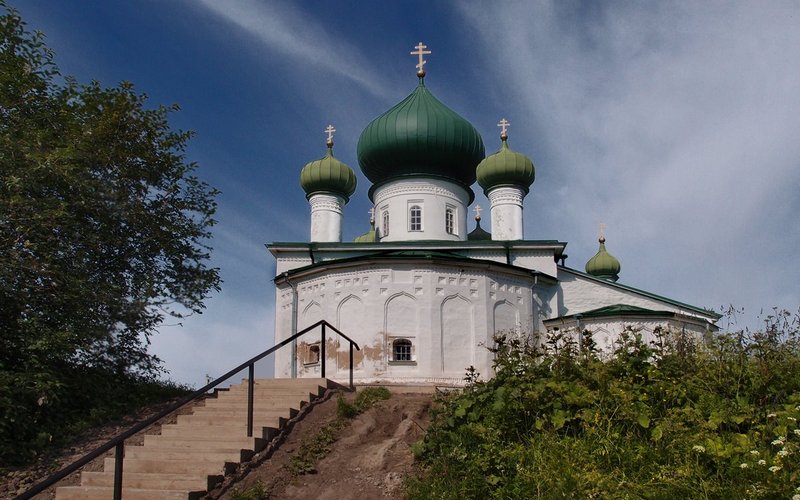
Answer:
15;320;360;500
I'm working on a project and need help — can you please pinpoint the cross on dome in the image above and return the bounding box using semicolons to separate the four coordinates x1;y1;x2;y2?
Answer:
474;204;483;220
497;118;510;139
325;124;336;146
599;223;607;242
411;42;431;77
368;207;375;222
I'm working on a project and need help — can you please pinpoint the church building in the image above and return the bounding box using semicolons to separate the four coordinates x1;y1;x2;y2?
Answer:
269;43;719;386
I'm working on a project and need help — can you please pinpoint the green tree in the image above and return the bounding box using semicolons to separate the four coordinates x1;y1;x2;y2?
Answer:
0;2;220;462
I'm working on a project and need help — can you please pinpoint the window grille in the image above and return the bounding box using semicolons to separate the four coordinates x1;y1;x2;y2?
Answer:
393;339;413;361
409;205;422;231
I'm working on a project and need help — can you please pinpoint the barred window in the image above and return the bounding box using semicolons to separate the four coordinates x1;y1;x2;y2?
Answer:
409;205;422;231
445;207;455;234
382;210;389;237
393;339;413;361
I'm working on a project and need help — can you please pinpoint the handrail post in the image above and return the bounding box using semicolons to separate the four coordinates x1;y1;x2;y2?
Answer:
247;364;254;437
113;442;124;500
321;322;326;379
349;342;354;390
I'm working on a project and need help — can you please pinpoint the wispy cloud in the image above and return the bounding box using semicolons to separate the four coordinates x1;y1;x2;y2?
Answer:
194;0;394;101
457;2;800;324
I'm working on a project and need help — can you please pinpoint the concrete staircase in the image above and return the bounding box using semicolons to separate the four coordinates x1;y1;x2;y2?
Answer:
55;378;341;499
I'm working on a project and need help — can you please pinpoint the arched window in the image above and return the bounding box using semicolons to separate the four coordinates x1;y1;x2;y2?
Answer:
392;339;413;361
382;210;389;237
445;207;455;234
409;205;422;231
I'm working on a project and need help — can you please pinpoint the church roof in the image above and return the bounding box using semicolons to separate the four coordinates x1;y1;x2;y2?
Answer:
476;134;535;194
356;78;485;192
300;143;357;201
272;247;560;284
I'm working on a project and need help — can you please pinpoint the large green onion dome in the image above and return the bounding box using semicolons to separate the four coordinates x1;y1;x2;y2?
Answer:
476;133;535;194
357;78;485;190
300;142;357;202
585;236;621;282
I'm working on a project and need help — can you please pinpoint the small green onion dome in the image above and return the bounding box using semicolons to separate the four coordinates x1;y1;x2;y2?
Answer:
300;142;357;202
476;134;535;194
353;219;378;243
585;237;621;282
467;216;492;241
357;79;485;190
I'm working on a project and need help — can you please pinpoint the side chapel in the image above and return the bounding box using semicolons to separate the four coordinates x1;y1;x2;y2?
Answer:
269;43;719;386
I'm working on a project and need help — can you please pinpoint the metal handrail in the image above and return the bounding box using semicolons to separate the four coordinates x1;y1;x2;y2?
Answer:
15;320;360;500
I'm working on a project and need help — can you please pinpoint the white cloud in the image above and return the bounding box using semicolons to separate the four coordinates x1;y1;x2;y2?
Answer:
457;2;800;327
194;0;395;101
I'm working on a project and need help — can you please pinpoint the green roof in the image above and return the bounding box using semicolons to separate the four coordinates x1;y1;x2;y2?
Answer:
353;221;377;243
300;144;357;201
476;136;535;193
357;78;485;191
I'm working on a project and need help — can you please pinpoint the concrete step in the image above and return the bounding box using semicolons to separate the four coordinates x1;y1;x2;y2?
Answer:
80;471;215;491
177;409;295;425
143;434;266;450
103;457;233;475
199;396;312;408
125;445;254;462
55;485;201;500
159;422;280;438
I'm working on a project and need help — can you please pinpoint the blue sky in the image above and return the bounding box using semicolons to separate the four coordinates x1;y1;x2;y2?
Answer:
13;1;800;387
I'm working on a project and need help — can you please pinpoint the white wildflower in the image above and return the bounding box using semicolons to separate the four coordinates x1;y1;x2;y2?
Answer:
692;445;706;453
792;494;800;500
789;416;798;422
740;463;749;469
772;439;785;446
750;450;759;455
794;429;800;436
769;465;781;473
768;413;777;418
778;450;790;457
758;459;766;465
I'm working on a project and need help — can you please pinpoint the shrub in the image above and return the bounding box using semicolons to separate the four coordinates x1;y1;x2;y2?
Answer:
408;310;800;499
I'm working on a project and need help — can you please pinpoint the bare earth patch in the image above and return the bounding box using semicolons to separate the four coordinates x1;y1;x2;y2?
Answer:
214;389;433;500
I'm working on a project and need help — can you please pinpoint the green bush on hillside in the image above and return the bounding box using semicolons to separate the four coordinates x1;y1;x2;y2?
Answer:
408;310;800;499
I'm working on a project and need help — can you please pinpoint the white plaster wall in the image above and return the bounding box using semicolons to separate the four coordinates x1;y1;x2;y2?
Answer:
308;193;344;243
271;261;536;385
509;250;558;277
488;186;525;240
545;317;711;356
554;268;714;321
372;178;469;242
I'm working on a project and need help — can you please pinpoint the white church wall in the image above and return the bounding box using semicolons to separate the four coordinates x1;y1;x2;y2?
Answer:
271;260;537;385
554;268;714;321
308;193;344;243
372;178;469;242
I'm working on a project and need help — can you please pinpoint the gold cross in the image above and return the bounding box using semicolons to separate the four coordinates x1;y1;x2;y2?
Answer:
410;42;431;76
474;204;482;219
599;223;606;241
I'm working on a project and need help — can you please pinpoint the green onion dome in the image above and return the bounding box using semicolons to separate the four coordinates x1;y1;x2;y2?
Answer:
353;219;378;243
300;143;357;202
585;237;621;282
467;216;492;241
476;134;535;194
357;79;485;190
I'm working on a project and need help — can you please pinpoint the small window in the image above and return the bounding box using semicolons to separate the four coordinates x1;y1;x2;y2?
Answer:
392;339;413;361
382;210;389;237
304;343;320;365
445;207;455;235
409;205;422;231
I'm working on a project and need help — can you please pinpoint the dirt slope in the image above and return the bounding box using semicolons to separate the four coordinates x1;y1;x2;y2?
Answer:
214;389;433;500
